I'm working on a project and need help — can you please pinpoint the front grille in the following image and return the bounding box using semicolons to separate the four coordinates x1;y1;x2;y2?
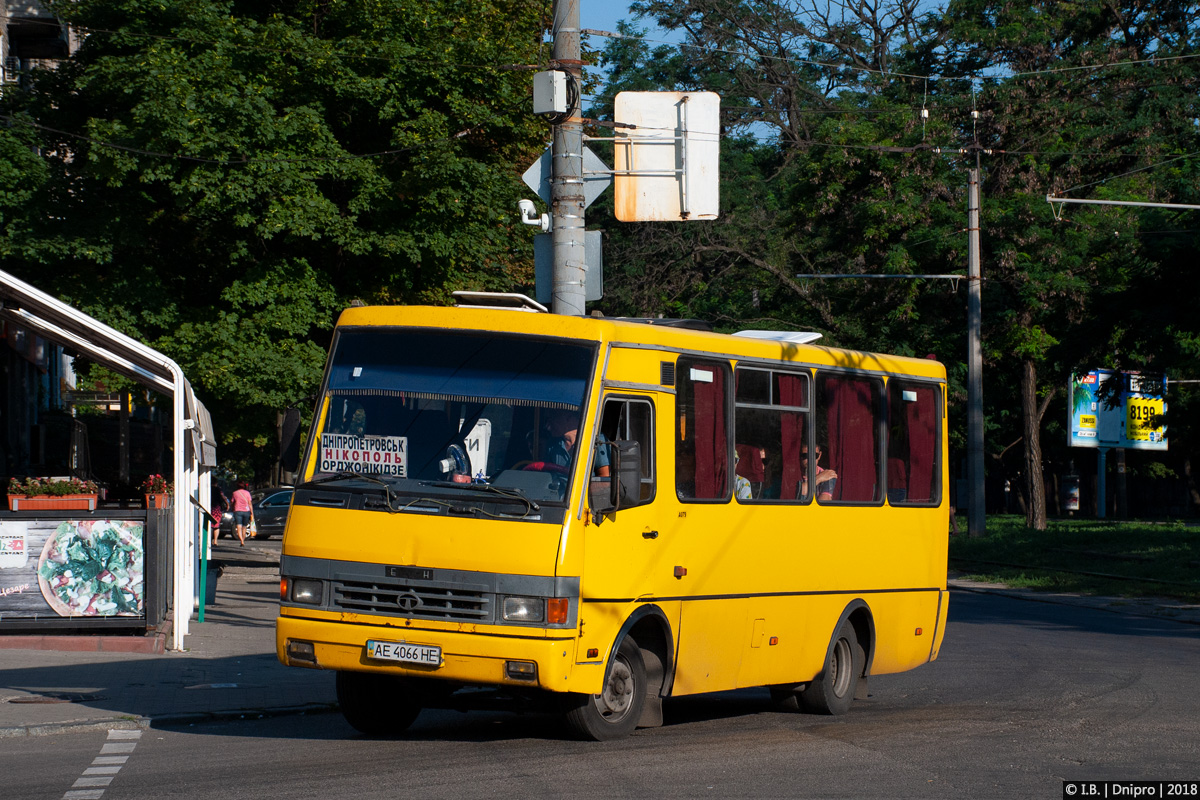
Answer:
333;579;491;622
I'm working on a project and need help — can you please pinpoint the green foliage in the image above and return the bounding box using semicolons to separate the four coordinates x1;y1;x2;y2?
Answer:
1;0;546;473
8;476;100;497
593;1;1200;525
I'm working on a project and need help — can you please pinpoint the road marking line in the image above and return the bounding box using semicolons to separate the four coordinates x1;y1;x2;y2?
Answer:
72;776;115;787
62;728;142;799
107;730;142;740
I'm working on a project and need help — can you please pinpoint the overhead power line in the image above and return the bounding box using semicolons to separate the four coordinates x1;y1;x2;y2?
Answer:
582;26;1200;86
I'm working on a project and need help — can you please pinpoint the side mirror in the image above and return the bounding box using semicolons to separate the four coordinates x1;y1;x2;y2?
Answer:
589;440;642;523
280;407;302;475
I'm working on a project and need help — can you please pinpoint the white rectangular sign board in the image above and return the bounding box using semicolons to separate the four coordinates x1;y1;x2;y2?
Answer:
614;91;720;222
320;434;408;476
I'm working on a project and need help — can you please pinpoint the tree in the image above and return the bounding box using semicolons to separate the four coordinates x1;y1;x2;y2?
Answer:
594;0;1200;529
1;0;547;476
935;0;1200;527
591;3;968;369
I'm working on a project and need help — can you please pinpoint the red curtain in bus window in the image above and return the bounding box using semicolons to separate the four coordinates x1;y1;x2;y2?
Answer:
691;364;727;499
825;377;877;501
778;373;805;499
735;444;764;482
906;386;937;501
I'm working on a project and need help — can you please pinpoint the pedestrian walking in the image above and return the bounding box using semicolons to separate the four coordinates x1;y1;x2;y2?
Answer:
231;482;254;546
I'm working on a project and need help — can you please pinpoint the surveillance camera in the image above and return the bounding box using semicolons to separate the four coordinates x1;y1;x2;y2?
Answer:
517;199;551;232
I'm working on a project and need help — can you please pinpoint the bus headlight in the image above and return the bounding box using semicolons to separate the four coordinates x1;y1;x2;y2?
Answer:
502;596;544;622
290;579;324;605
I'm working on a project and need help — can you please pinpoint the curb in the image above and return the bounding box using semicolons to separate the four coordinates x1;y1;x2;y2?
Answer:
0;716;149;738
0;703;340;738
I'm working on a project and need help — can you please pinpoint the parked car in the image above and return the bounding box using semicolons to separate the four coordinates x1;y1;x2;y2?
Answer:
251;487;294;539
218;508;235;539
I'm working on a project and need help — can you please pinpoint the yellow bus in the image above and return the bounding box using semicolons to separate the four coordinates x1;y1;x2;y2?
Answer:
276;294;950;740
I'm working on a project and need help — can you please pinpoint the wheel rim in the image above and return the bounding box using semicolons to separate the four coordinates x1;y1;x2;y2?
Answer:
830;637;853;698
593;653;636;723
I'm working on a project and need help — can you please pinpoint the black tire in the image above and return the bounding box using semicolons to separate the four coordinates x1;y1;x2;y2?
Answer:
563;636;647;740
336;671;421;735
799;620;864;715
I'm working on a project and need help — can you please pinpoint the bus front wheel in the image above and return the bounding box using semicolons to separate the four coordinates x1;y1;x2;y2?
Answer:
336;670;421;735
563;636;646;740
799;620;864;715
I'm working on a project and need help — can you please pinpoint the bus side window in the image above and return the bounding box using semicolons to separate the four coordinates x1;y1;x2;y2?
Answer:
816;373;883;503
734;366;809;503
887;381;941;505
598;397;656;502
676;358;731;502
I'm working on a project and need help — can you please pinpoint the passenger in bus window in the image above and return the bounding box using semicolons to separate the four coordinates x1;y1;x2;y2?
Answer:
735;444;765;498
800;443;838;501
734;451;753;500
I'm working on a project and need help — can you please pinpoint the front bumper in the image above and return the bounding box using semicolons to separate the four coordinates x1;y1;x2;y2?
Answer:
276;613;597;694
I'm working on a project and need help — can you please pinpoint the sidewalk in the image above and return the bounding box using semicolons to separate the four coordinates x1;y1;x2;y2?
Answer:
3;556;1199;738
0;541;336;738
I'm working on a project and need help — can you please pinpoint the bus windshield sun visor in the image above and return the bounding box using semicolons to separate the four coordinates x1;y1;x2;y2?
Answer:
327;330;594;407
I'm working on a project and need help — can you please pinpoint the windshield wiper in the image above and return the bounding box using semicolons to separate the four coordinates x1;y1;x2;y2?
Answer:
419;481;541;513
300;471;401;495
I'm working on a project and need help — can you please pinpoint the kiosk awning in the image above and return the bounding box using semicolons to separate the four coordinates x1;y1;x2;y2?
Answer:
0;268;215;649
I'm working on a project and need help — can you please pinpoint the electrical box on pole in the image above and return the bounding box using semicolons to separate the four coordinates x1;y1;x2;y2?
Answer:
532;71;569;116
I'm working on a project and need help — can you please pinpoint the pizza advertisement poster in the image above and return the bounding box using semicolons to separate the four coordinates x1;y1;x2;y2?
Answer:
0;518;146;619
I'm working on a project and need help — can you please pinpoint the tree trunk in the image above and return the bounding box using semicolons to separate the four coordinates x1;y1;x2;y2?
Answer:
1022;358;1048;530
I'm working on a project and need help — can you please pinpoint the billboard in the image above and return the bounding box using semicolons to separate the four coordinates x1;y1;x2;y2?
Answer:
1068;369;1167;451
0;518;146;620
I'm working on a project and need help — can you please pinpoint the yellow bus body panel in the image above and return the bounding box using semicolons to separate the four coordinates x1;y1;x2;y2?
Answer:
283;504;562;578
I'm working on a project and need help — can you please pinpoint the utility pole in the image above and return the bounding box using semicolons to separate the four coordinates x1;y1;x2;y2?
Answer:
550;0;586;315
967;156;985;537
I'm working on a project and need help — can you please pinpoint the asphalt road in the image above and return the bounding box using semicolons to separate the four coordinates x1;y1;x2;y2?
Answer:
5;590;1199;800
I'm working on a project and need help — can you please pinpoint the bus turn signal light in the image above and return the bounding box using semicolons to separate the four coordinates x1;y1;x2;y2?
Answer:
547;598;568;624
915;628;923;636
769;636;779;646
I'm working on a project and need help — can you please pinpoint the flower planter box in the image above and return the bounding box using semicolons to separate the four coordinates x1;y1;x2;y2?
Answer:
8;494;98;511
145;493;172;509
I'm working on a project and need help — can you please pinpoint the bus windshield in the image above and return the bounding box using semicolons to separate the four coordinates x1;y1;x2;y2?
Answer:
311;328;596;504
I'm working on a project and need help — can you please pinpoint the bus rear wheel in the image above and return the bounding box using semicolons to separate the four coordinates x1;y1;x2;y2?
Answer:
799;620;864;715
336;671;421;735
563;636;646;740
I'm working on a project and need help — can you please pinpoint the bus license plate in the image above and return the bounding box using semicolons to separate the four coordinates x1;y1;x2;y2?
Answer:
366;640;442;666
